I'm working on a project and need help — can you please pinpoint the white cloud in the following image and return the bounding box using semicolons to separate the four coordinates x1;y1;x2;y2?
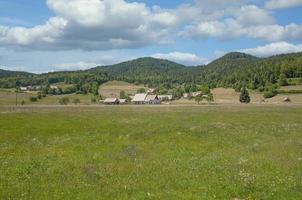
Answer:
152;52;208;65
240;41;302;57
53;61;100;71
234;5;275;26
0;0;179;50
265;0;302;9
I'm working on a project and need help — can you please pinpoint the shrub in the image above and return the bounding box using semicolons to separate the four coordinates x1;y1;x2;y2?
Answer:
59;97;70;105
29;97;38;102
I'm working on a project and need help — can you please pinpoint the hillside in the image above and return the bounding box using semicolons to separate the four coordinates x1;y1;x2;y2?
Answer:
0;52;301;92
0;69;33;79
89;57;197;86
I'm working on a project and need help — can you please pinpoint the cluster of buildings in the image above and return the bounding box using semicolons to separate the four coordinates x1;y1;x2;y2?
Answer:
103;93;173;105
20;85;42;91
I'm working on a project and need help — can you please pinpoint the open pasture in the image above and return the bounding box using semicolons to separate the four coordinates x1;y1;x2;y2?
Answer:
0;105;301;199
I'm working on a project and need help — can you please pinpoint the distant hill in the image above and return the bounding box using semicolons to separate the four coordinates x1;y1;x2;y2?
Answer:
0;52;301;91
0;69;34;78
89;57;197;86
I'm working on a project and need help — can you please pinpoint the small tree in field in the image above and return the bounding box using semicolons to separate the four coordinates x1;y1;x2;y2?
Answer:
240;87;251;103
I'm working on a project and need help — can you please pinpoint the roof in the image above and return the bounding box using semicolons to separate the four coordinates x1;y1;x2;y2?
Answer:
104;98;118;103
145;95;158;102
132;93;147;102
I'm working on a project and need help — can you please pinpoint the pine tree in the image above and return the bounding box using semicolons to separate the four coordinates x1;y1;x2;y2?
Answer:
240;87;251;103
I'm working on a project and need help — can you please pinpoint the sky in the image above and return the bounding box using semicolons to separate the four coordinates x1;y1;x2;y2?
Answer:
0;0;302;73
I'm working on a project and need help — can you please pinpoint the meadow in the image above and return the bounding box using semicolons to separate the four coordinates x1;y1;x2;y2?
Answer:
0;105;301;199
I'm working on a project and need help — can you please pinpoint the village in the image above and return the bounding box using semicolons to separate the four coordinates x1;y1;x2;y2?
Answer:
101;88;206;105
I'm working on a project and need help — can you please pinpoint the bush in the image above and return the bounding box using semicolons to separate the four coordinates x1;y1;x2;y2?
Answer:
59;97;70;105
29;97;38;102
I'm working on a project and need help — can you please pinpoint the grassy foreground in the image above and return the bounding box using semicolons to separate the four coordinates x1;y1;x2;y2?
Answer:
0;106;301;199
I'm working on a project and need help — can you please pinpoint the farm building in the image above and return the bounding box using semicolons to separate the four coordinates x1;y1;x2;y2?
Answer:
132;93;148;104
104;98;119;105
158;95;173;101
145;95;161;104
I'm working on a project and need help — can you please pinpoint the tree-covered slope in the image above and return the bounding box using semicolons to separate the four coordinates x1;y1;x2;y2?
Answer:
0;69;33;78
89;57;198;86
0;52;301;91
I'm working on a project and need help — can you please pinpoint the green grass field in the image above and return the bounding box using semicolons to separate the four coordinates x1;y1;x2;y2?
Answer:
0;105;301;199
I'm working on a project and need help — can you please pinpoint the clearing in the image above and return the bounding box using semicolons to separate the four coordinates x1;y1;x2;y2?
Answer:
98;81;147;98
0;105;301;199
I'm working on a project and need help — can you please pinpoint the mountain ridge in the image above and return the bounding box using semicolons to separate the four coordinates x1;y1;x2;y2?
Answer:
1;52;301;90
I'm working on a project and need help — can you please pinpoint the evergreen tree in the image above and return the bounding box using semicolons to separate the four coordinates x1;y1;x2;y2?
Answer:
240;87;251;103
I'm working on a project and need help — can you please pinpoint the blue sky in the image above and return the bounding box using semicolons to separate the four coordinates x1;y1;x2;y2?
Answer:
0;0;302;73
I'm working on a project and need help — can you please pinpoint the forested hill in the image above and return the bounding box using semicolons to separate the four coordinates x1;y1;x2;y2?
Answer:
89;57;199;86
0;52;301;91
0;69;33;79
199;52;302;89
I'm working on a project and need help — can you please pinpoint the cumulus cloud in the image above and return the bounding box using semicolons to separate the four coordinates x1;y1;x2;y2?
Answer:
0;0;302;52
265;0;302;9
0;0;183;50
240;41;302;57
152;52;208;65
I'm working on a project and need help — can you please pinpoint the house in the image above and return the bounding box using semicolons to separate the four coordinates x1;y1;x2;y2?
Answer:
145;95;161;104
20;87;27;91
119;99;128;104
50;85;58;89
132;93;148;104
104;98;119;105
158;95;173;101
